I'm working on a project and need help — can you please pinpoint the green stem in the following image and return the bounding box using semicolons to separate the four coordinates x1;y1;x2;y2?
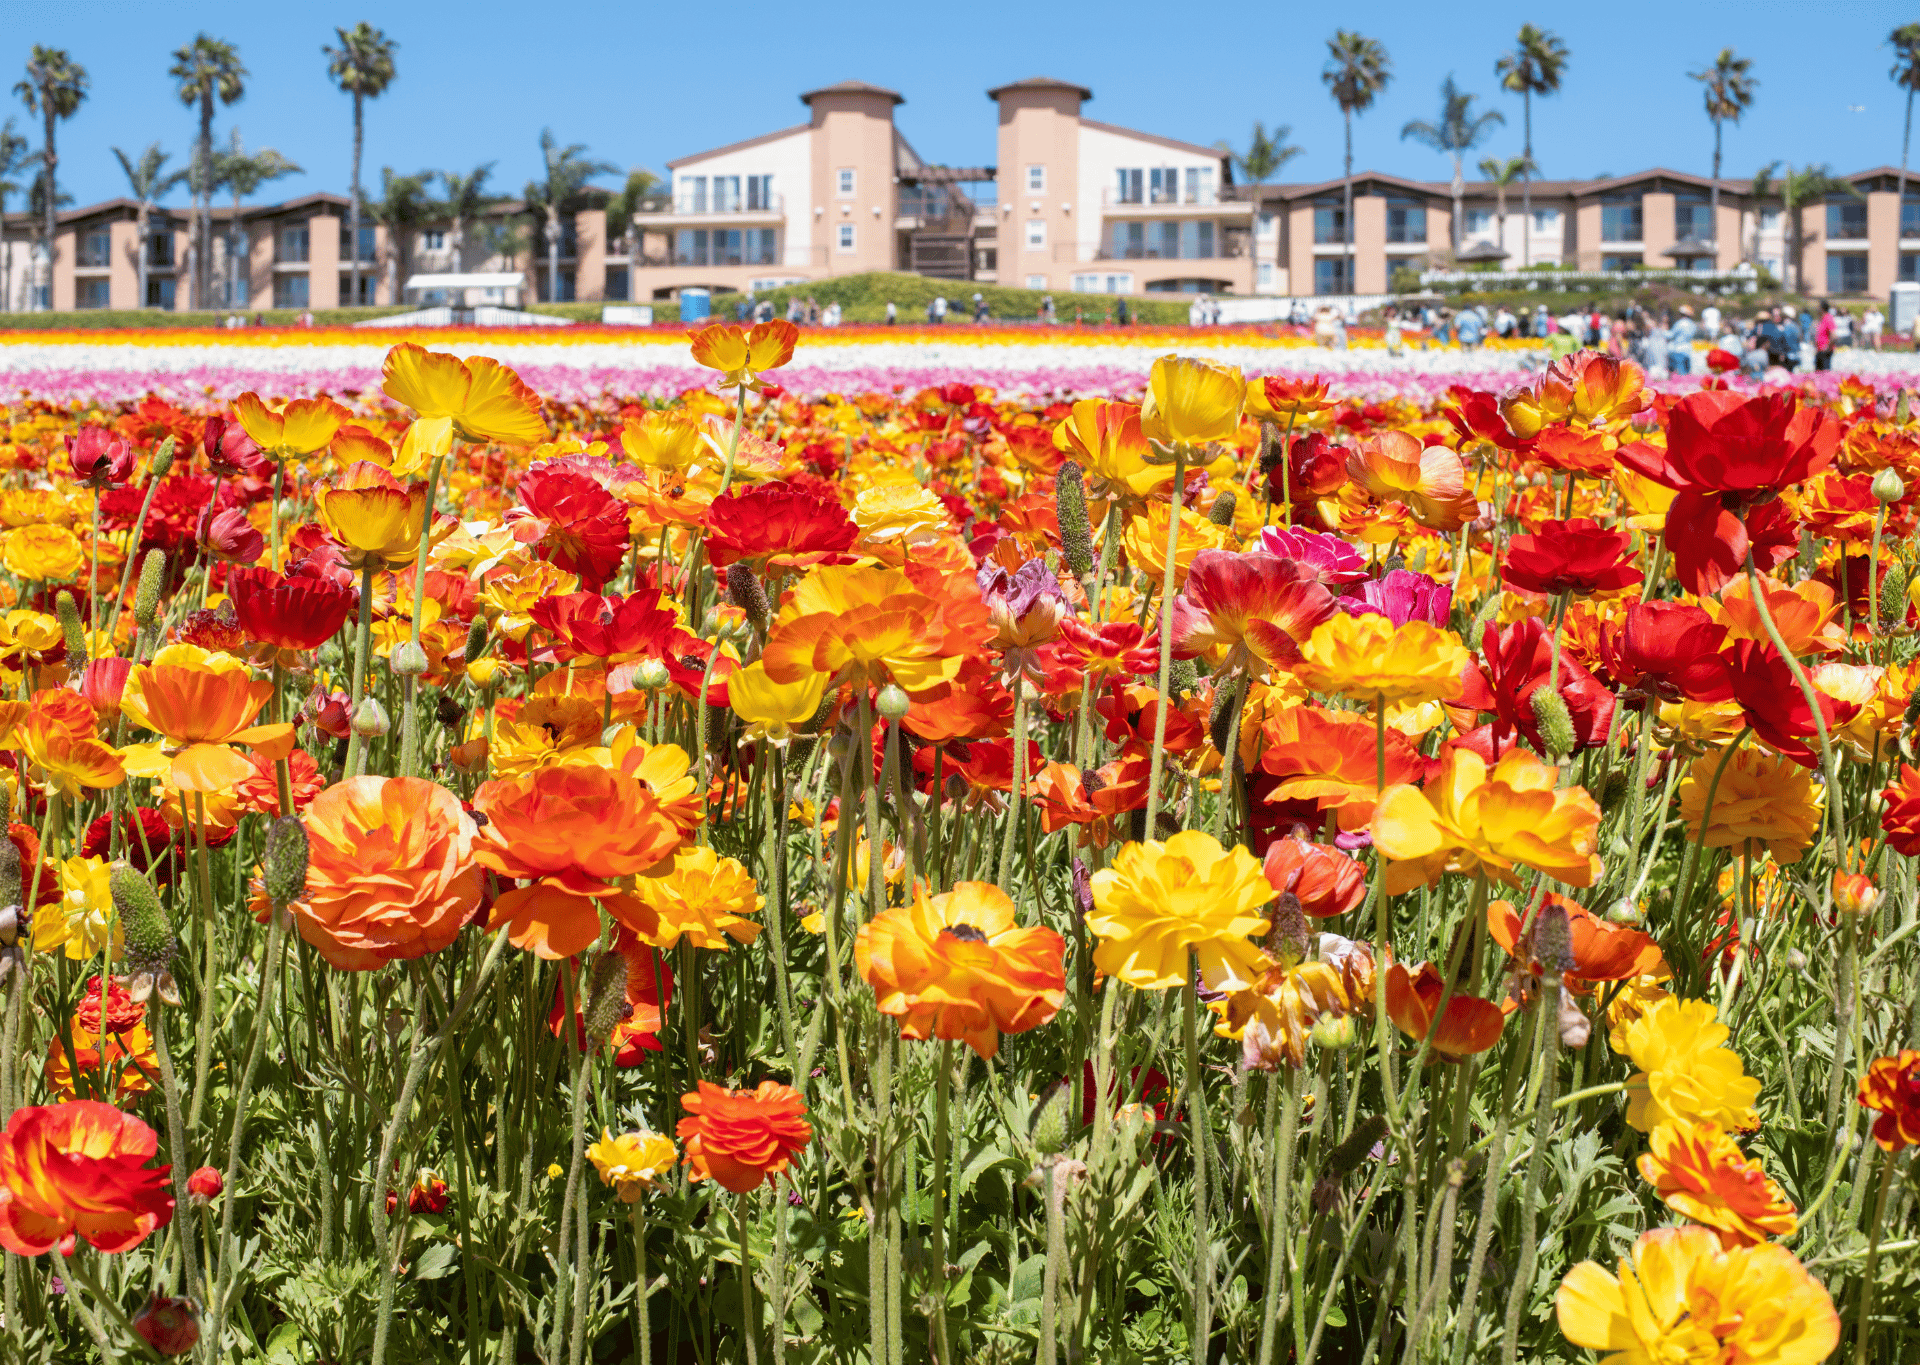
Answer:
1852;1146;1900;1364
1143;445;1189;836
1184;970;1210;1363
343;562;378;779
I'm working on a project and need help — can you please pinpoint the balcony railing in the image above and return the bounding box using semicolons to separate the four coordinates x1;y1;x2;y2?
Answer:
1103;187;1219;208
650;193;785;217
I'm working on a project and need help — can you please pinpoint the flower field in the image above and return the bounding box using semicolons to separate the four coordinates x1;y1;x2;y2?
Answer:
0;320;1916;1364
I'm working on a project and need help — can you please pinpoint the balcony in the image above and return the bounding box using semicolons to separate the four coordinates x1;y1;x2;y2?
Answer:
1102;188;1249;219
640;193;785;228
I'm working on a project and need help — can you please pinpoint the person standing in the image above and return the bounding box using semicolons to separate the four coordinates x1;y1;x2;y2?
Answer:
1041;294;1056;324
932;295;948;324
1813;302;1835;372
1701;302;1722;338
1455;305;1484;350
1668;305;1697;375
885;300;897;325
972;292;989;323
1115;296;1130;326
1864;303;1884;350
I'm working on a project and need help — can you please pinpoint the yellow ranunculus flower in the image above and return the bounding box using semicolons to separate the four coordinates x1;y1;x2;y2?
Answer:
633;844;764;951
1291;613;1470;706
1619;996;1761;1134
686;319;798;392
1121;502;1232;591
380;342;549;447
1675;744;1823;866
1140;355;1245;446
3;524;84;582
851;483;951;548
390;415;455;478
727;661;825;743
620;409;705;471
232;392;349;456
36;856;119;960
1086;830;1274;993
587;1128;678;1203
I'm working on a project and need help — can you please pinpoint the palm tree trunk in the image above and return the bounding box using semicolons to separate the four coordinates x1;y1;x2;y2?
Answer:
1710;121;1722;268
198;93;213;311
1521;93;1532;269
1496;184;1506;260
1342;109;1354;294
1451;157;1464;256
1900;87;1914;228
136;202;149;310
349;90;364;308
40;108;55;311
548;213;559;303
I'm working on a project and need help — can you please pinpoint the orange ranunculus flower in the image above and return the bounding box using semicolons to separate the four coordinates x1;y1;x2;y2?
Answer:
632;844;763;951
0;1101;175;1256
380;342;549;447
232;391;351;456
1556;1228;1837;1365
1120;502;1233;591
1500;351;1649;439
1052;399;1169;506
1488;893;1665;989
676;1080;812;1192
760;563;967;698
1371;745;1602;895
471;763;681;959
1141;354;1245;445
1260;836;1367;918
854;881;1066;1059
1256;703;1429;832
1247;374;1333;421
1677;744;1823;866
1291;612;1470;706
687;319;799;392
1858;1049;1920;1152
15;709;125;797
314;461;444;570
1383;960;1506;1060
120;644;295;792
1637;1120;1798;1247
1343;430;1477;531
1705;574;1845;658
295;776;485;971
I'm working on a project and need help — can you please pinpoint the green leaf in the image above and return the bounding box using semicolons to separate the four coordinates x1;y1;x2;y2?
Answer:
411;1242;459;1281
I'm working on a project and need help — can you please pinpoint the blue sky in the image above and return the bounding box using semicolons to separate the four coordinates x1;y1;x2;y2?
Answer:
10;0;1919;212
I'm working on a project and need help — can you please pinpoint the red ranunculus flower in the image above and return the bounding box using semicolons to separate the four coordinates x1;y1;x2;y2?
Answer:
1442;385;1532;453
1169;549;1337;675
82;807;181;883
0;1101;174;1256
507;461;632;589
1858;1049;1920;1152
1599;601;1734;703
1502;518;1642;597
65;427;135;489
1879;765;1920;856
1453;617;1616;758
677;1081;813;1193
529;590;688;665
1265;431;1349;507
203;414;275;480
1261;836;1367;917
1726;639;1859;768
704;480;858;570
227;567;357;652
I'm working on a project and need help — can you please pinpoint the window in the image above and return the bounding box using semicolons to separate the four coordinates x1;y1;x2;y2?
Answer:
1827;253;1869;293
1600;197;1643;242
78;230;111;268
423;229;446;250
1759;207;1781;232
1313;201;1347;245
1115;169;1143;205
1183;166;1215;205
1903;252;1920;282
339;223;376;261
1026;219;1046;248
747;175;774;211
1149;168;1179;205
76;277;111;309
1600;253;1642;271
1674;197;1713;243
1387;200;1427;243
273;274;310;308
146;231;174;267
1531;209;1559;233
1465;209;1492;235
1313;256;1351;294
1026;165;1045;192
341;274;376;305
1109;221;1178;259
712;176;741;212
1827;199;1868;240
1257;211;1277;239
676;176;709;213
1257;260;1274;288
1026;274;1047;288
745;228;777;264
146;276;175;309
277;225;310;263
836;168;855;197
1071;272;1133;293
837;223;855;252
674;228;767;266
1179;221;1216;259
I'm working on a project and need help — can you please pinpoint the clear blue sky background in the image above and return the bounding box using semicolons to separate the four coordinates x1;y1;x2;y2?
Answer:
11;0;1920;212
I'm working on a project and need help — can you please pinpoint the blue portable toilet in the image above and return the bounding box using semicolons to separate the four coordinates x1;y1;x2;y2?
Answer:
680;287;711;322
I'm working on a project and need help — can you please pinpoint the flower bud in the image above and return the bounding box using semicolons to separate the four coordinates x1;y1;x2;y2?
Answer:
262;815;309;911
112;863;179;1005
1786;947;1809;972
1310;1013;1357;1051
1606;899;1643;925
465;657;505;689
53;591;87;665
725;563;772;635
134;550;167;628
1878;562;1908;628
1832;872;1880;916
1597;767;1631;817
351;696;391;738
875;684;911;721
388;641;430;678
1534;900;1576;976
1208;675;1244;754
1467;592;1501;652
1167;658;1198;697
1873;468;1907;504
1207;489;1237;528
633;658;671;691
148;435;177;479
1896;388;1912;425
1054;460;1095;578
464;618;488;665
186;1166;223;1205
582;951;633;1048
1529;687;1576;759
132;1293;200;1357
1029;1084;1071;1156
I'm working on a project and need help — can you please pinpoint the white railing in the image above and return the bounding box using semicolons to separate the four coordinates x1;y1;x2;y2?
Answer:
650;193;785;217
1213;294;1399;323
1420;264;1761;291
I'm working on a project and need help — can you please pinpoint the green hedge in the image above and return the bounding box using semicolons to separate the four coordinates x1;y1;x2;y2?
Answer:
0;305;416;330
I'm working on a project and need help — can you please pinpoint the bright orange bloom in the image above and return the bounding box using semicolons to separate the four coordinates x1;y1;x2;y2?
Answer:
294;776;485;971
1489;894;1666;989
1383;960;1506;1059
120;644;294;792
1371;745;1602;895
1218;957;1349;1070
472;763;682;959
1343;430;1477;531
1638;1121;1798;1246
855;881;1066;1059
1291;612;1470;706
1256;704;1429;832
686;319;799;392
1499;351;1649;438
1705;574;1845;658
0;1101;174;1256
1051;399;1170;506
231;391;350;455
1857;1049;1920;1152
676;1080;812;1192
1260;836;1367;918
760;563;969;698
313;461;443;570
380;342;549;447
14;707;125;797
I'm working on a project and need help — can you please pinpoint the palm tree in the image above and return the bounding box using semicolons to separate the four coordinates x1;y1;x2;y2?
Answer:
168;35;245;310
602;167;660;265
1780;164;1860;292
0;118;31;311
1401;78;1505;256
14;47;87;312
1748;160;1781;267
324;24;398;308
1217;121;1304;186
1322;32;1391;290
439;163;495;272
1891;25;1920;215
1477;154;1534;262
214;131;299;310
525;129;616;303
1495;25;1568;268
112;144;190;310
1690;49;1756;265
367;167;433;303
